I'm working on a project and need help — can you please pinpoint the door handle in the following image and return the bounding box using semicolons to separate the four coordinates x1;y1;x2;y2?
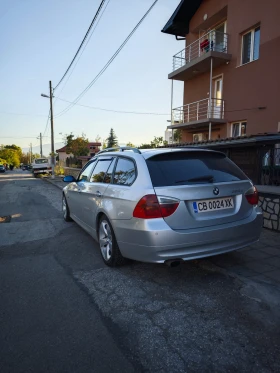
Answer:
95;191;102;197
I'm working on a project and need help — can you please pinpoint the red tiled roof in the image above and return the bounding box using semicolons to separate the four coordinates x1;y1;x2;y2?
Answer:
56;145;67;152
56;142;101;152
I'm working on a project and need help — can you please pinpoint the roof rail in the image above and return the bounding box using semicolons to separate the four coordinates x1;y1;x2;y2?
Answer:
96;146;141;155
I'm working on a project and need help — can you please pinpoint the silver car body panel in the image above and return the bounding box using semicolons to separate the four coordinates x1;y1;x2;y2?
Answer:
112;209;263;263
63;148;263;263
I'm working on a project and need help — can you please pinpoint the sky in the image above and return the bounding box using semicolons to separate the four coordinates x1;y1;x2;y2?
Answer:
0;0;184;151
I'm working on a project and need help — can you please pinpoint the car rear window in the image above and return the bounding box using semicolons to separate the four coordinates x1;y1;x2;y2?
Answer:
146;151;247;187
35;159;48;164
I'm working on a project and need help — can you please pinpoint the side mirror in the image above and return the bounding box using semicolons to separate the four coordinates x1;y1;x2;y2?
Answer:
63;175;76;182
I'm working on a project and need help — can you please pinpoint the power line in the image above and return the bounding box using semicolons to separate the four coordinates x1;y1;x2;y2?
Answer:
55;0;159;118
0;136;41;139
54;0;111;99
55;97;169;115
54;0;107;90
42;110;50;138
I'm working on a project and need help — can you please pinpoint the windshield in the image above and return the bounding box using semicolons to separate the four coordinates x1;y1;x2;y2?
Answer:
35;159;48;164
146;151;247;187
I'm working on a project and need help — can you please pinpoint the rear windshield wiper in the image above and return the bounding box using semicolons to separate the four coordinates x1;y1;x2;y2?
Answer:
175;175;214;184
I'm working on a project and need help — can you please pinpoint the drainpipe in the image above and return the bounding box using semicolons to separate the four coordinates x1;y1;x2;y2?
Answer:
208;57;213;140
171;79;174;124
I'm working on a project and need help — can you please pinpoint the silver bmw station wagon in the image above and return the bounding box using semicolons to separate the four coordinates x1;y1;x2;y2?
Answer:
62;147;263;267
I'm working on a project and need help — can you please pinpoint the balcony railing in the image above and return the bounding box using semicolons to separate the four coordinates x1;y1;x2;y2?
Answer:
172;98;225;124
173;30;229;71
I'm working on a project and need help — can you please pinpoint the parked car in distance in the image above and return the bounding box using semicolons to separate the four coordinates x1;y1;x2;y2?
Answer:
62;147;263;267
32;158;51;177
0;164;5;173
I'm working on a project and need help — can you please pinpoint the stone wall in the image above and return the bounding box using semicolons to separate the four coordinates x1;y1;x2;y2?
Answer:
63;167;81;179
258;194;280;232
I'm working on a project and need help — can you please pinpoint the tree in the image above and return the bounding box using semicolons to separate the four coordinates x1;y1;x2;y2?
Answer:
95;134;101;143
32;153;41;160
150;136;167;147
106;128;118;148
5;144;22;158
4;144;23;164
126;142;135;148
0;148;20;167
139;143;153;149
102;140;107;149
139;136;168;149
173;129;182;143
64;133;89;157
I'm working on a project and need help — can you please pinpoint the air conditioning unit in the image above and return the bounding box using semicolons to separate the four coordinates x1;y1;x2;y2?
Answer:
193;133;202;142
193;133;208;142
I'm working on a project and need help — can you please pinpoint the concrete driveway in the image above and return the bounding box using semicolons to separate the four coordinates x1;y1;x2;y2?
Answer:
0;170;280;372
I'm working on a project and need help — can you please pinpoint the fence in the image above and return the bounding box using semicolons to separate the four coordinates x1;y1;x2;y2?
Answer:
65;156;82;169
261;147;280;186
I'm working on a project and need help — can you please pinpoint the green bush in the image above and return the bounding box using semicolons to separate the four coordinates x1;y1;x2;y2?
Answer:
55;165;65;176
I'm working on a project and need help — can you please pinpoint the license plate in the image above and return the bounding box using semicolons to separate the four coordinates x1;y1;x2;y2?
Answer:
193;197;234;213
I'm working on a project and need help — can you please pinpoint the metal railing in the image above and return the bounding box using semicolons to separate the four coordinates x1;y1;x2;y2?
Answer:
172;98;225;124
261;146;280;186
173;30;229;71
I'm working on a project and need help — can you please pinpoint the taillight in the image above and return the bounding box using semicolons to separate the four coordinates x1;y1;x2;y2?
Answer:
133;194;179;219
245;186;259;205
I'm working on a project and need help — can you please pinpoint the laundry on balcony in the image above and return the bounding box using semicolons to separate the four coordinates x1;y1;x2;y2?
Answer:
200;39;214;53
200;39;209;52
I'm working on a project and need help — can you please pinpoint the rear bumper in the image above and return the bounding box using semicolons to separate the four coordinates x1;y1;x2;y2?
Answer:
33;169;51;174
113;209;263;263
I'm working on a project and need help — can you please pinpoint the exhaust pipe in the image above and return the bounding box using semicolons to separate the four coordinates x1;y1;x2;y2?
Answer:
165;259;183;267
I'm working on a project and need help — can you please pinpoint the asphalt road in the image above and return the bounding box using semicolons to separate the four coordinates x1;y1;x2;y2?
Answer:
0;169;280;373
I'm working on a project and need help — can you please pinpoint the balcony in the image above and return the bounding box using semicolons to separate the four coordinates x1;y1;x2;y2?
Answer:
169;30;231;81
168;98;226;129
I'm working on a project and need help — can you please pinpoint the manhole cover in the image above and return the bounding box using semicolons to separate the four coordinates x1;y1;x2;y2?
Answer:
0;215;11;223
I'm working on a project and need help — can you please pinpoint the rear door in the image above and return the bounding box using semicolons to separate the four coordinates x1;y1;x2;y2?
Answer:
146;151;253;230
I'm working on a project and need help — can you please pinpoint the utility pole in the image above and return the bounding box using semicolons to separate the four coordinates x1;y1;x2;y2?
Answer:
39;132;43;157
30;143;33;164
49;81;55;179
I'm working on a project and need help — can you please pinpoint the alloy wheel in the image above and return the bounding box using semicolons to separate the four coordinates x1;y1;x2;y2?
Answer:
62;196;67;219
99;220;113;261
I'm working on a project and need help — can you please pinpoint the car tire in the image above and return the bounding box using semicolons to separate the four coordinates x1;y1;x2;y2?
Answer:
62;194;72;222
98;216;126;267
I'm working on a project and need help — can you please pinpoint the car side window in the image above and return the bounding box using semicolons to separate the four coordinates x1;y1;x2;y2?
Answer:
103;158;116;184
77;160;96;182
90;158;113;183
113;157;136;186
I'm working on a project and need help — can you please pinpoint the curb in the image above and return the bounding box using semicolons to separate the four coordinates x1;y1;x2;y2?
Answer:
43;177;64;190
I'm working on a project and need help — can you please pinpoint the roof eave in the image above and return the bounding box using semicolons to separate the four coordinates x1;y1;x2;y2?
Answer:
161;0;203;37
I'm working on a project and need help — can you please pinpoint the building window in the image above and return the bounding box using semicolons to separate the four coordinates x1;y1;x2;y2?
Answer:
241;26;260;65
90;146;96;150
231;121;247;137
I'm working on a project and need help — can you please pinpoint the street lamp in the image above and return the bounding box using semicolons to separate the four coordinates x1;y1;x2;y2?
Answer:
41;81;55;179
